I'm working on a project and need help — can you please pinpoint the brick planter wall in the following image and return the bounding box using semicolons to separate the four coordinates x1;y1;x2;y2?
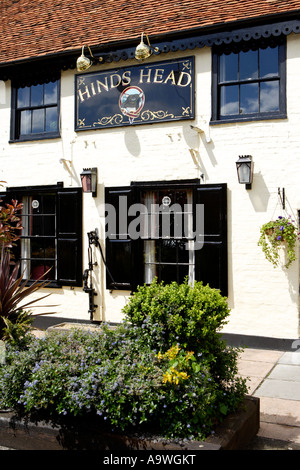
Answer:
0;396;259;451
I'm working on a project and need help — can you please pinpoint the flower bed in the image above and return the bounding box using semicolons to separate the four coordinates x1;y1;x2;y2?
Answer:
0;280;256;449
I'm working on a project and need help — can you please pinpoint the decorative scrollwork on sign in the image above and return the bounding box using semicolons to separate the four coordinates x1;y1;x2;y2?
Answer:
141;110;175;121
77;118;86;127
182;60;192;72
182;106;191;116
93;114;124;126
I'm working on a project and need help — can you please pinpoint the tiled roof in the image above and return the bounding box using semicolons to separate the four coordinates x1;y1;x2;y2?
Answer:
0;0;300;64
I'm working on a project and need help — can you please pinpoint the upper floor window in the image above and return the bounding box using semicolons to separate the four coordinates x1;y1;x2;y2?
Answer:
11;80;60;141
211;40;286;123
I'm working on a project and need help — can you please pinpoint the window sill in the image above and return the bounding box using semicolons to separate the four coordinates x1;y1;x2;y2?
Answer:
9;132;60;143
210;113;287;125
25;280;62;289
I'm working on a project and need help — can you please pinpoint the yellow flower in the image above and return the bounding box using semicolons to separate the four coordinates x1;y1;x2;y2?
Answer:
156;344;180;361
162;367;189;384
165;344;180;360
185;351;194;362
162;371;172;383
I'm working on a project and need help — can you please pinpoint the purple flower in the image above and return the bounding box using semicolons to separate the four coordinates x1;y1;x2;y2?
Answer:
277;236;282;240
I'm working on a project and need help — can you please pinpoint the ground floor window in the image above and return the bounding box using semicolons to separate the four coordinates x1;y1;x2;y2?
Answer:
20;193;56;281
105;180;228;295
142;188;195;285
1;184;83;287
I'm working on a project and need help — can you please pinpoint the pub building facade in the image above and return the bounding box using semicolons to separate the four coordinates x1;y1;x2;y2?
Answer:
0;0;300;342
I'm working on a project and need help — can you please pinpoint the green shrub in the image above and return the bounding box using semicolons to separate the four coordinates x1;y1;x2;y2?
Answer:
122;278;230;350
122;278;236;383
0;319;247;441
1;309;35;348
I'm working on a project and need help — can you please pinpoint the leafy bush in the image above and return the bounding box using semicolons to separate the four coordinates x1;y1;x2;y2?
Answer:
0;247;53;341
122;278;236;384
0;279;248;441
123;279;229;349
0;198;23;250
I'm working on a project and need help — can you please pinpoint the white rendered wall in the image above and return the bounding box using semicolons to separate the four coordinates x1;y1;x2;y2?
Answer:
0;35;299;338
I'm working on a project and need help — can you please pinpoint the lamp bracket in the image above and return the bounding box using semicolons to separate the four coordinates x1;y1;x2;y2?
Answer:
190;125;204;133
190;124;211;143
278;187;285;210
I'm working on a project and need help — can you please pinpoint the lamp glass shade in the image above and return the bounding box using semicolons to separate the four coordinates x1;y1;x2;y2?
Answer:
76;54;92;71
236;155;253;185
135;42;151;61
237;164;251;184
80;168;97;196
135;33;153;61
91;172;97;194
81;173;92;192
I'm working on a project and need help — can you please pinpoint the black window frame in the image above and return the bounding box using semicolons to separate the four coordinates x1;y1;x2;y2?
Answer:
1;184;82;288
10;79;61;142
211;38;287;124
105;180;228;296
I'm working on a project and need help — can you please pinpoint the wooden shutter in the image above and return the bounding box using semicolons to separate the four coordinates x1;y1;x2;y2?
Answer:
57;188;83;286
105;186;140;290
194;184;228;296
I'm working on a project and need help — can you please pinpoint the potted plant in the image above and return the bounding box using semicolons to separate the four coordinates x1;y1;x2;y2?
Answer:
258;215;300;268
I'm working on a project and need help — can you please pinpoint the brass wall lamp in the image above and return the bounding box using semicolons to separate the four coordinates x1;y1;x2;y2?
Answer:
76;45;103;71
135;33;159;61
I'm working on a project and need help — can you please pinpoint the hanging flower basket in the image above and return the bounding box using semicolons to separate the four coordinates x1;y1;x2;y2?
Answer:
258;216;300;268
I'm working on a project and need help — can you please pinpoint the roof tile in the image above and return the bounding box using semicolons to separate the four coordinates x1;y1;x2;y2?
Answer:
0;0;300;64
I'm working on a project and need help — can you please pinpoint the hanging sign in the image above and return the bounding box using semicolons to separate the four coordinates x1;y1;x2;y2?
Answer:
75;57;194;130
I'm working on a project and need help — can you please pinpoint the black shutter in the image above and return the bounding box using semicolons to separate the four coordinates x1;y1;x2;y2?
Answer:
57;188;83;286
105;186;139;290
194;184;228;296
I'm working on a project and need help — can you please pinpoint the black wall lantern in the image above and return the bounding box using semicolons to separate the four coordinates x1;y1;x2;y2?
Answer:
236;155;254;190
80;168;98;197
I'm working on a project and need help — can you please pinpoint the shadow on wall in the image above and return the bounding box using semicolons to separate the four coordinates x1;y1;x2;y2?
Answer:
247;174;299;323
124;127;141;157
248;171;270;212
0;81;8;107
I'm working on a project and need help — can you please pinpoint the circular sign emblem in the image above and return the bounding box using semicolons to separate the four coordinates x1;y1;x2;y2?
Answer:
32;199;39;209
162;196;171;207
119;86;145;123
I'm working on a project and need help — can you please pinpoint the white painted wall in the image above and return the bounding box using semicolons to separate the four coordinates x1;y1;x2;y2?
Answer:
1;34;299;339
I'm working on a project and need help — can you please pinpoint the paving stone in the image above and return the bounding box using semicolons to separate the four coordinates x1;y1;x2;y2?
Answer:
268;364;300;382
239;349;284;363
237;359;275;378
254;378;300;401
257;422;300;444
278;352;300;366
243;376;263;394
259;397;300;427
